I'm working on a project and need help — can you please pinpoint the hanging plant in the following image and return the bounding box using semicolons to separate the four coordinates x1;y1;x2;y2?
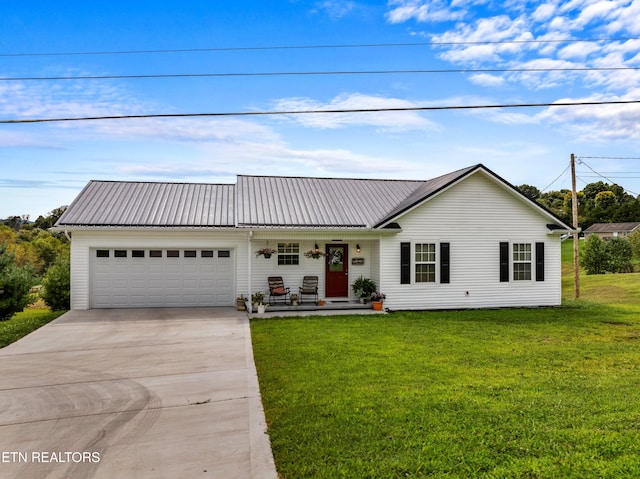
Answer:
304;249;326;259
256;248;277;258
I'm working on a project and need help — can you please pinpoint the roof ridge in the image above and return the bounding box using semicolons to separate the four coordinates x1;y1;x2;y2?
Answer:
88;179;234;186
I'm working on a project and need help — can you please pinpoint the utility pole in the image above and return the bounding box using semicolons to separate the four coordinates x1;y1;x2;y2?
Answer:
571;153;580;299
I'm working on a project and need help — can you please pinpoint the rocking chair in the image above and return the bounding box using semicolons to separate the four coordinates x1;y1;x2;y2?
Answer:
268;276;291;305
299;276;319;304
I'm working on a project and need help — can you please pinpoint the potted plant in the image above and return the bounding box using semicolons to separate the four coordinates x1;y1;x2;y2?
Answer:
256;248;277;258
290;293;299;306
236;294;247;311
251;291;267;314
303;249;326;259
317;298;325;306
351;276;376;303
370;292;385;311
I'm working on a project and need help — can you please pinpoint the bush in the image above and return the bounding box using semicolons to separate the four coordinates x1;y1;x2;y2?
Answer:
606;237;634;273
0;246;36;321
581;235;608;275
42;257;70;311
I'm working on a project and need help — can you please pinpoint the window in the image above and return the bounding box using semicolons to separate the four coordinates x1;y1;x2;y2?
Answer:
132;250;145;258
201;250;214;258
149;250;162;258
218;250;231;258
184;250;197;258
96;250;109;258
114;250;127;258
513;243;532;281
167;250;180;258
277;243;299;265
415;243;436;283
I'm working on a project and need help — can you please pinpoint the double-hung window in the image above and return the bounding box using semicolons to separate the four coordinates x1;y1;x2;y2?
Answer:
415;243;436;283
277;243;300;265
512;243;532;281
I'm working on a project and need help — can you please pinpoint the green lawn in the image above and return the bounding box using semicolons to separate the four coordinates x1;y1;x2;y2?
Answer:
0;307;65;348
252;241;640;478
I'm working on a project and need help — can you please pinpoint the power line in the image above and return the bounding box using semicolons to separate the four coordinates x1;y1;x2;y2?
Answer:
2;99;638;125
577;156;640;160
3;66;639;82
577;157;639;196
540;165;570;193
2;37;639;57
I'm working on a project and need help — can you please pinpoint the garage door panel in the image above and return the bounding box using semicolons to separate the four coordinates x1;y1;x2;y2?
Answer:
91;248;234;308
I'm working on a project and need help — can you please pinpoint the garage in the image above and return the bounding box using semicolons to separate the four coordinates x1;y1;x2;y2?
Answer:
90;248;234;308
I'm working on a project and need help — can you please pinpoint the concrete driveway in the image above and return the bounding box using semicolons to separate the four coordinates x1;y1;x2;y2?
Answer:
0;308;277;479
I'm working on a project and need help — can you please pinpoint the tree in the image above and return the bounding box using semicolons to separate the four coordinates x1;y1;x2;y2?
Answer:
517;184;541;200
628;230;640;260
606;237;634;273
0;246;36;320
595;191;617;210
581;235;608;275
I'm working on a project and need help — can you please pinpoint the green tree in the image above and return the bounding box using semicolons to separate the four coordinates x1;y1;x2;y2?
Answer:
580;235;608;275
0;246;36;320
605;237;634;273
628;230;640;260
42;257;70;311
517;184;541;200
594;191;617;210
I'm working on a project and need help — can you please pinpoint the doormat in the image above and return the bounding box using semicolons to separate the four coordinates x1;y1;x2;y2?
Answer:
329;300;350;303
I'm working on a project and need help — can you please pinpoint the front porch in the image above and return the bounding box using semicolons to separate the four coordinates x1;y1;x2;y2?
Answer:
247;299;387;318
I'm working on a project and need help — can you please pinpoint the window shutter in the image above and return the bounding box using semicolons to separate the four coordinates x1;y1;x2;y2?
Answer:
440;242;450;284
499;242;509;282
536;242;545;281
400;242;411;284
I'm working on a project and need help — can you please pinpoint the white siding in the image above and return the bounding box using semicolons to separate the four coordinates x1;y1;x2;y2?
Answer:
380;171;563;310
248;235;376;301
70;230;247;310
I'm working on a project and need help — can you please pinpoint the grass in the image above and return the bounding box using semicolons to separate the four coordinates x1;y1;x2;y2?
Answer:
251;241;640;478
0;305;65;348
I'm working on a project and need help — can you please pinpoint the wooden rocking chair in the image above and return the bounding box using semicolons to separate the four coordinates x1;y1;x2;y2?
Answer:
299;276;319;304
268;276;290;305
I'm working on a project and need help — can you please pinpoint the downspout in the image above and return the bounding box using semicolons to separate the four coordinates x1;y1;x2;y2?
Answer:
64;230;71;241
247;230;253;313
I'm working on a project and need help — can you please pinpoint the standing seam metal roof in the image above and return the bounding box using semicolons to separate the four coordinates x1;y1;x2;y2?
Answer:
56;181;236;227
55;164;563;230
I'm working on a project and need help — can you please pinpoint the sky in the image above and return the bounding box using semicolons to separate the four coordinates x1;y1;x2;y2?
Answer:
1;0;640;219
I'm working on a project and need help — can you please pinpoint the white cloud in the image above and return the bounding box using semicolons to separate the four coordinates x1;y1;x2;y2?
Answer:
468;73;506;87
385;0;466;23
532;3;557;22
271;93;440;131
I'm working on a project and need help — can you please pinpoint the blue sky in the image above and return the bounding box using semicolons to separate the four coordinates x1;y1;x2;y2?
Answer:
2;0;640;218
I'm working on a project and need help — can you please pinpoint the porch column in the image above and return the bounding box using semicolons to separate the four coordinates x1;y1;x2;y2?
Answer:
247;230;253;312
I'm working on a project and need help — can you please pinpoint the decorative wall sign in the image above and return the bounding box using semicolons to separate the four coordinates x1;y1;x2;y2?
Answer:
351;258;365;265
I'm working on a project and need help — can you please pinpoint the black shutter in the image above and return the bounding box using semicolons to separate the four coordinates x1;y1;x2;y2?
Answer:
400;242;411;284
536;242;545;281
499;242;509;282
440;242;450;284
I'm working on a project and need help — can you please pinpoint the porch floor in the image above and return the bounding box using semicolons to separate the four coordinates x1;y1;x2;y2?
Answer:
247;299;386;317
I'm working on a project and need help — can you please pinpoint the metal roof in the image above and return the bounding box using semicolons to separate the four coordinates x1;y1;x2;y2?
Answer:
55;164;569;231
584;222;640;233
236;175;424;228
56;181;235;227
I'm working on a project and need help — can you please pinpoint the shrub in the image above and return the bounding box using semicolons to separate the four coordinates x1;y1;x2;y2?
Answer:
42;257;71;311
0;246;36;320
606;237;634;273
581;235;608;275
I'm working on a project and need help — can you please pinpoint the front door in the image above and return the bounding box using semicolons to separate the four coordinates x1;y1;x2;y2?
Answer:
325;244;349;297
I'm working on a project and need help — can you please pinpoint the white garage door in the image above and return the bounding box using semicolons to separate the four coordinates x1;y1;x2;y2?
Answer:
90;248;234;308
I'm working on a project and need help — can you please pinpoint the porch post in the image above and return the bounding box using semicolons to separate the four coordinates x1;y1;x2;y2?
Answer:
247;230;253;313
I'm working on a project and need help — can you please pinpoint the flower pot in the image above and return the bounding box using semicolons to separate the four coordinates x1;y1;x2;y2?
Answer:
263;253;271;259
236;299;246;311
318;300;325;306
372;301;383;311
257;304;268;314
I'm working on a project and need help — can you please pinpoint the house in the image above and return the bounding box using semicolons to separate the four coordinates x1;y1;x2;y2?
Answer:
583;222;640;241
53;164;573;311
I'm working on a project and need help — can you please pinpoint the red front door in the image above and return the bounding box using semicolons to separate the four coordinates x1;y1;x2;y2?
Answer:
325;244;349;297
